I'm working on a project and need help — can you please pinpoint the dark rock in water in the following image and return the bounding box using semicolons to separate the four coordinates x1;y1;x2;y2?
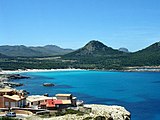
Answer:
44;93;49;97
43;83;55;87
3;82;23;87
6;74;30;80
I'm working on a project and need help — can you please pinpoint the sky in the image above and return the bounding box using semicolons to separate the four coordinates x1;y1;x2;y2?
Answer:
0;0;160;52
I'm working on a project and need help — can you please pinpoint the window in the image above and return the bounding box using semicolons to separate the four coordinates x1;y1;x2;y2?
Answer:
5;102;9;107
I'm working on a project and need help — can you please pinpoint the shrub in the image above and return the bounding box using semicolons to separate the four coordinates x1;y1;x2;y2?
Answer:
0;117;19;120
94;116;106;120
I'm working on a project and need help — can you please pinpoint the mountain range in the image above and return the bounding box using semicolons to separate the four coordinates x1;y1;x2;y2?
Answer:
0;40;160;70
0;45;74;57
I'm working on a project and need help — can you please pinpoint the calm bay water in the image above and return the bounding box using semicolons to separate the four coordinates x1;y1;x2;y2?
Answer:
13;70;160;120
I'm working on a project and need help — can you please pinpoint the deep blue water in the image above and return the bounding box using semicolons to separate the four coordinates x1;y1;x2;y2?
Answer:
13;70;160;120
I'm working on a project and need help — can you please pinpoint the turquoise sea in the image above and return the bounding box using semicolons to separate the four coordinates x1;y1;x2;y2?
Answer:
13;70;160;120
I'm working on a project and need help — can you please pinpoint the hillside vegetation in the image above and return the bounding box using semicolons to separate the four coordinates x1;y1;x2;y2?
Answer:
0;40;159;70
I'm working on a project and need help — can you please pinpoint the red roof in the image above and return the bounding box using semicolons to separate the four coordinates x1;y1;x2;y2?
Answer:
54;100;63;104
46;99;55;107
40;99;63;108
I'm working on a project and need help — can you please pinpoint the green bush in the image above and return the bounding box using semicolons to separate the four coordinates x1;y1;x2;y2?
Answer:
94;116;106;120
55;109;85;116
0;117;19;120
107;117;113;120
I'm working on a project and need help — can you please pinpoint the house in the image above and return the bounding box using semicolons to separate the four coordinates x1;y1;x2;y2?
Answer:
40;99;72;110
40;94;77;109
0;88;28;108
2;95;26;108
55;94;77;106
55;94;72;100
0;88;15;108
26;95;56;108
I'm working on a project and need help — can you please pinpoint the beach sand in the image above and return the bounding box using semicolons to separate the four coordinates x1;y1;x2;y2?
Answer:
1;68;85;74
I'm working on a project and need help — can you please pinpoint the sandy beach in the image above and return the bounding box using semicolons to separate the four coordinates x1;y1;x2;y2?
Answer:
1;68;85;74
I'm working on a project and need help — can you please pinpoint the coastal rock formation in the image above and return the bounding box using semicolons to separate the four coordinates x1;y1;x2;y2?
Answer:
7;74;30;79
0;74;30;81
84;104;131;120
26;104;130;120
0;74;29;88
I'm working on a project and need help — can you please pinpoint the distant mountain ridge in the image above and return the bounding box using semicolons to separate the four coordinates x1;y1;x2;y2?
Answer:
30;45;73;56
0;45;74;57
0;40;160;67
0;40;160;70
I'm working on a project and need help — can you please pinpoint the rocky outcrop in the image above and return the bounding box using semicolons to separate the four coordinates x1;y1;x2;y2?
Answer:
118;48;129;53
26;104;130;120
83;104;130;120
0;74;30;81
7;74;30;79
0;74;29;88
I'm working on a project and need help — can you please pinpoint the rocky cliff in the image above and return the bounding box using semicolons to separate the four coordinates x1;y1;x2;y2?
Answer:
27;104;130;120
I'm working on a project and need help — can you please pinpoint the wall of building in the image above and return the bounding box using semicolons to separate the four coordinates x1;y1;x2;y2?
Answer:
56;96;71;100
0;96;4;108
27;100;45;107
3;97;26;108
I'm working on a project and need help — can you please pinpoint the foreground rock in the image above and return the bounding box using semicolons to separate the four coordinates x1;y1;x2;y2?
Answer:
26;104;130;120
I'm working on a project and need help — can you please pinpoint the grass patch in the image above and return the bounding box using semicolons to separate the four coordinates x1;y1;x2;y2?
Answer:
55;109;85;116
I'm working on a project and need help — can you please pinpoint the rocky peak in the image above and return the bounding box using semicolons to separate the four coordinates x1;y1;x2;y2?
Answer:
84;40;107;52
65;40;124;57
119;48;129;53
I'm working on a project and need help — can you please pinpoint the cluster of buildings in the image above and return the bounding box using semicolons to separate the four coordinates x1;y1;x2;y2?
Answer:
0;87;79;110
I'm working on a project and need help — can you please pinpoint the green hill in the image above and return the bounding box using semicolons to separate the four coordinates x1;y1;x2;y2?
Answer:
123;42;160;66
63;40;128;69
65;40;125;58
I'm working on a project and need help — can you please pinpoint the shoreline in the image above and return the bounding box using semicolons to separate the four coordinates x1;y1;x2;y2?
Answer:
1;68;86;74
1;67;160;74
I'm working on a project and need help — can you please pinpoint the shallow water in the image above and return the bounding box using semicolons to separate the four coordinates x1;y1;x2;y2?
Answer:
14;70;160;120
